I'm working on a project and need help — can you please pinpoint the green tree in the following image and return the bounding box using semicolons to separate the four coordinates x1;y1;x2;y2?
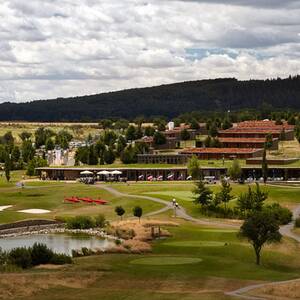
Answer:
264;133;273;151
153;131;166;145
21;140;35;163
87;145;98;165
115;206;125;220
99;119;112;129
144;126;155;137
228;159;242;180
120;145;137;164
239;210;282;265
11;146;21;163
180;129;190;141
133;206;143;223
19;131;32;142
4;153;11;182
204;136;212;147
237;183;268;217
215;178;234;212
55;130;73;149
222;118;232;130
190;118;200;130
125;125;136;141
187;155;201;180
45;138;55;151
262;147;268;184
209;123;218;137
103;147;115;164
193;180;213;207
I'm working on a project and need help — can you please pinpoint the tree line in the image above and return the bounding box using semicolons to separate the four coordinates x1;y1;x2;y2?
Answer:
0;76;299;121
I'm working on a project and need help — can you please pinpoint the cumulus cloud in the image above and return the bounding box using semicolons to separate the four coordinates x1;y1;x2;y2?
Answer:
0;0;299;102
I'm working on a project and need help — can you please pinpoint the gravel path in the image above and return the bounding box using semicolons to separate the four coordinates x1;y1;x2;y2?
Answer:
279;204;300;242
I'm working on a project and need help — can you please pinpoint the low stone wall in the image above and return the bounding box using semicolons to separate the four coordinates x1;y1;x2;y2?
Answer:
0;223;64;237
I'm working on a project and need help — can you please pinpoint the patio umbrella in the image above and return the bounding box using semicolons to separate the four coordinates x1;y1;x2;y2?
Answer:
97;170;110;175
80;170;93;175
111;170;122;175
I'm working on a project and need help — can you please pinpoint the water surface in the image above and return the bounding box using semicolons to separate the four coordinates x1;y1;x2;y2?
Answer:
0;234;113;255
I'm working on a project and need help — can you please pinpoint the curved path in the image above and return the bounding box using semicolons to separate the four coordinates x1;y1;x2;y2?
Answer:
280;204;300;242
98;184;239;228
226;278;300;300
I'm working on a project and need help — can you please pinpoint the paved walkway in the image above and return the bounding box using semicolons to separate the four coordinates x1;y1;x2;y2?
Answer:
226;278;300;300
279;204;300;242
99;184;239;228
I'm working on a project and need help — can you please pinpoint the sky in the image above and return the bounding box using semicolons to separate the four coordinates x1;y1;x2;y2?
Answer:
0;0;299;103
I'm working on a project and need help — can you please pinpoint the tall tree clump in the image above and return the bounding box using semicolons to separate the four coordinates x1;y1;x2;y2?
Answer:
193;180;213;207
215;178;234;212
187;155;201;180
262;147;268;184
228;159;242;181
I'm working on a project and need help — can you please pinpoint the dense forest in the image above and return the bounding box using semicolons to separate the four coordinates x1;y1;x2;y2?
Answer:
0;76;299;121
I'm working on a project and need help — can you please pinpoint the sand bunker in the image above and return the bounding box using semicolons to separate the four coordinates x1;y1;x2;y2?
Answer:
18;209;51;214
0;205;13;212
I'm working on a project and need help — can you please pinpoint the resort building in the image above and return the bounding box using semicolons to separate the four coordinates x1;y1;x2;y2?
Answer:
137;154;189;164
219;120;295;140
218;137;279;150
180;148;264;160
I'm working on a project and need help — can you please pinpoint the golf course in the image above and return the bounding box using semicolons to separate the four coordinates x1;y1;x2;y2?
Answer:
0;171;300;299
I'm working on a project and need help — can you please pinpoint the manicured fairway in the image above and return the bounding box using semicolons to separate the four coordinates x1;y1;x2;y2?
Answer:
130;256;203;265
164;241;227;247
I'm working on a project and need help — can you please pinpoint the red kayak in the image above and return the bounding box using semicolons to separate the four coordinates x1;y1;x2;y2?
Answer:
64;197;80;203
93;199;108;205
78;197;94;203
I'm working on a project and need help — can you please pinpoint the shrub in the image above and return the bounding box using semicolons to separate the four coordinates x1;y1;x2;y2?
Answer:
95;214;106;228
0;248;8;267
66;216;96;229
50;253;72;265
115;239;122;246
264;203;292;225
81;247;92;256
31;243;53;266
9;247;32;269
295;218;300;228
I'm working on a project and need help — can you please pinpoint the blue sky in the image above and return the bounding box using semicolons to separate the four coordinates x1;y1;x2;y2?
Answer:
0;0;299;102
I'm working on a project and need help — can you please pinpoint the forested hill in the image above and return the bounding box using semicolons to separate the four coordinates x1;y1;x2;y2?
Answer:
1;77;300;121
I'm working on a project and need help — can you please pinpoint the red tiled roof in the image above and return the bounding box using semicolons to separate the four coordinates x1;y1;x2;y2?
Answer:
181;148;262;154
236;120;294;130
219;128;289;134
219;137;278;143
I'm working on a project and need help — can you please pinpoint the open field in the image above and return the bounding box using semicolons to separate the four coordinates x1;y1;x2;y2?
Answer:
0;122;102;144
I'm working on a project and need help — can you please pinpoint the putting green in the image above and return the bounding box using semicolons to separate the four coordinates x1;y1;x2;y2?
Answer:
198;229;238;233
164;241;226;247
130;256;203;266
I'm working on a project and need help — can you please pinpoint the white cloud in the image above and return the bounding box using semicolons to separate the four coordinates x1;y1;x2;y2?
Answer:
0;0;299;102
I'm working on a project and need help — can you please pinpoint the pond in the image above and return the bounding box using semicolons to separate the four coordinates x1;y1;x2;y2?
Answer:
0;234;114;255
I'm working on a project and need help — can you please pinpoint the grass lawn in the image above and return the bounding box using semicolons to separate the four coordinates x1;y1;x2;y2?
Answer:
0;222;299;300
0;173;300;299
113;181;300;218
0;179;164;224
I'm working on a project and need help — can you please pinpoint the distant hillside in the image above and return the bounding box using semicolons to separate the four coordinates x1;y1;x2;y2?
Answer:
0;77;299;121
